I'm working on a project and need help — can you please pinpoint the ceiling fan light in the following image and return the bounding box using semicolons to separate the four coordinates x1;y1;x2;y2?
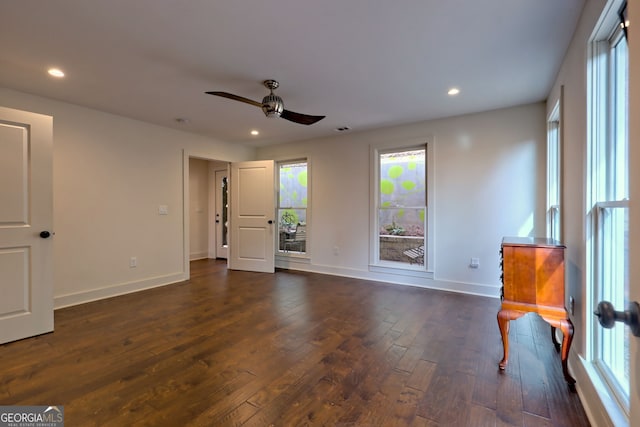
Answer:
261;94;284;118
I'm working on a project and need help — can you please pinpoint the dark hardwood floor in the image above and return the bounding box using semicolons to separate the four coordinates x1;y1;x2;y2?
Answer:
0;259;590;426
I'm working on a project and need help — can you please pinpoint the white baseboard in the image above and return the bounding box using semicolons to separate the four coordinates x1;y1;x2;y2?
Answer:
56;261;498;310
189;251;208;261
54;271;187;309
275;259;500;298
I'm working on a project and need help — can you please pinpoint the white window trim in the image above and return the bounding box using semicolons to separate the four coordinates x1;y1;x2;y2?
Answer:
592;200;630;414
585;0;630;422
369;137;434;278
275;157;311;261
547;97;562;242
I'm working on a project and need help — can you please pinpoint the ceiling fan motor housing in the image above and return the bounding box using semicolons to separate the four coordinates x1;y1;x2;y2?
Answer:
261;94;284;118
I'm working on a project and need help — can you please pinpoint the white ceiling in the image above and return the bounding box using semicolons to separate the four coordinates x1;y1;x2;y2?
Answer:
1;0;584;147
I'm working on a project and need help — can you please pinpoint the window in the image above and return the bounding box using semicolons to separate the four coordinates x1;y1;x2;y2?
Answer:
374;146;427;268
547;100;562;242
277;160;308;255
587;0;629;412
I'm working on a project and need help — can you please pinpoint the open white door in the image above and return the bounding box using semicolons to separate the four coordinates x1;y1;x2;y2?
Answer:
228;160;275;273
0;107;53;344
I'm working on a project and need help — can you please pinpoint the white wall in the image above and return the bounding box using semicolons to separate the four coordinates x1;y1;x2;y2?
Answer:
0;91;546;302
0;88;254;308
257;102;547;296
189;158;209;260
546;0;601;359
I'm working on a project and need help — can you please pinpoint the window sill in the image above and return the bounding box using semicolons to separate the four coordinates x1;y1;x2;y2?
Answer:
578;356;629;427
369;262;433;279
276;254;311;266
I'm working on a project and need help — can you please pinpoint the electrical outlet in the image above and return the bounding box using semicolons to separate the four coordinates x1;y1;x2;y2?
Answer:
130;257;137;268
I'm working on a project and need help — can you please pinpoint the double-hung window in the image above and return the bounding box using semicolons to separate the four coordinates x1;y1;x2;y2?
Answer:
547;100;562;242
371;142;433;275
277;160;308;256
587;0;629;413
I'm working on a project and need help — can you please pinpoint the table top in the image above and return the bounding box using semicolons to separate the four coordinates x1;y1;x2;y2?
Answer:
502;236;565;248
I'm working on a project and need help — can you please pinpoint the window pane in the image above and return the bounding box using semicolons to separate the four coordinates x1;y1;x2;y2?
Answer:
613;36;628;200
599;206;629;395
549;205;560;242
380;149;426;208
278;210;306;253
547;111;561;242
378;148;425;265
548;122;560;206
279;162;307;209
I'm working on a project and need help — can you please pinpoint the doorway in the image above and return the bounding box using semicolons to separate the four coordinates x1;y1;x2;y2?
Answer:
184;153;276;277
188;157;228;262
214;169;229;259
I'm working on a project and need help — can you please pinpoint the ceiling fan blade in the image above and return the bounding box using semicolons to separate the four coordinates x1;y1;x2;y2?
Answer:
280;109;325;125
205;91;262;108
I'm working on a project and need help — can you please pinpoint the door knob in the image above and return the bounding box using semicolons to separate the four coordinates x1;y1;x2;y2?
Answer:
594;301;640;337
268;220;274;224
40;231;52;239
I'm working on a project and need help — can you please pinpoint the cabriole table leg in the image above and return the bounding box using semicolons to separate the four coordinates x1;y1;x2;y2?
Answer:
497;309;524;370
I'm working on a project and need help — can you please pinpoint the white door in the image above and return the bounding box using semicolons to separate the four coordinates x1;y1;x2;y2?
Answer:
228;160;275;273
0;107;53;344
215;169;229;259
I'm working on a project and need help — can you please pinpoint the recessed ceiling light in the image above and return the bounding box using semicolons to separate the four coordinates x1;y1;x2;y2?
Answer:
47;68;65;78
250;130;259;136
174;117;190;124
448;88;460;96
334;126;351;132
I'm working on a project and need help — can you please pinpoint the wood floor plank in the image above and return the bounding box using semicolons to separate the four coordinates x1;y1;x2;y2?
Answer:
395;343;425;373
496;356;524;426
519;325;551;418
0;259;590;426
523;411;554;427
469;403;498;427
406;359;437;391
416;365;474;424
472;345;501;411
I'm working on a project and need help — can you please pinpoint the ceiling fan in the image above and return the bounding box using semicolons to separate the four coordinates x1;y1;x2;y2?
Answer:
206;80;325;125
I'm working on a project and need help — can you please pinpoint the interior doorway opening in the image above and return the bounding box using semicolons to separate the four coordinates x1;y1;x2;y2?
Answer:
184;153;276;278
186;155;229;269
213;168;229;260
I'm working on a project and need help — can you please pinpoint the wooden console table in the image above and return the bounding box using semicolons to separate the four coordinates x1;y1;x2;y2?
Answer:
497;237;576;390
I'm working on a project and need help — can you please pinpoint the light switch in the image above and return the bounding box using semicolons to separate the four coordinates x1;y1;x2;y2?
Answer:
159;205;168;215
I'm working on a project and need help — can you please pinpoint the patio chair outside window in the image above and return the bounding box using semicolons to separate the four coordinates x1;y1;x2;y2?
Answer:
284;224;306;253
